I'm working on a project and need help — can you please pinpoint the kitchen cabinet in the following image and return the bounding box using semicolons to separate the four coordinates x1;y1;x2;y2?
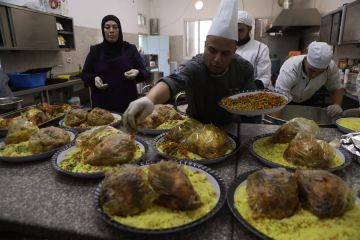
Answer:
319;7;343;45
0;2;75;51
340;0;360;44
0;6;12;49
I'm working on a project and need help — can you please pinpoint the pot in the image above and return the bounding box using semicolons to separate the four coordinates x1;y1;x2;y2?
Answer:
0;97;23;113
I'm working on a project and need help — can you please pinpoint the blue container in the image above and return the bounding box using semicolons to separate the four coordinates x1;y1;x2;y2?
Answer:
8;72;47;88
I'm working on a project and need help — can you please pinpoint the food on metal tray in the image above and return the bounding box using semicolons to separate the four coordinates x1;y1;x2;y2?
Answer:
60;126;144;173
64;108;88;127
234;169;360;240
87;107;114;126
221;92;287;111
100;161;216;230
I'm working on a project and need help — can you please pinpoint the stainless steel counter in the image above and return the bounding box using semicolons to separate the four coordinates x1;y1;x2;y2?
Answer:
0;123;359;239
13;79;84;104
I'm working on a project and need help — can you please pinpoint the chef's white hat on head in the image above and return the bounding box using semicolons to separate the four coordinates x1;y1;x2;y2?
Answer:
207;0;238;41
307;41;333;69
237;10;253;27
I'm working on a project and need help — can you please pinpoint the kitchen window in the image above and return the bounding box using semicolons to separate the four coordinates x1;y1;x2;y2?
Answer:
184;19;212;58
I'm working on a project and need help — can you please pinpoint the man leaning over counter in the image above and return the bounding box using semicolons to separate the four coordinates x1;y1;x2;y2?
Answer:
275;41;344;117
123;0;256;129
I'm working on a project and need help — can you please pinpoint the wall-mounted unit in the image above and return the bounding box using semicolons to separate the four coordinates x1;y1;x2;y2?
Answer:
319;6;343;45
0;2;75;51
150;18;159;35
339;0;360;44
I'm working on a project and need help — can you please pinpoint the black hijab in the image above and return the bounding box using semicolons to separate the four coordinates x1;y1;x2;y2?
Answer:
101;15;123;57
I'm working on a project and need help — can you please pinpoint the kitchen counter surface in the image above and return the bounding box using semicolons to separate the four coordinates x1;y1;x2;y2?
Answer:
0;123;359;240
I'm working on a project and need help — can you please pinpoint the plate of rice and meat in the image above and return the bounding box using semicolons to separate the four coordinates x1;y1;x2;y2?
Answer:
94;160;226;234
227;168;360;240
137;104;188;135
0;116;76;162
59;107;122;132
153;119;240;165
219;90;289;116
51;126;147;178
249;133;351;172
335;117;360;133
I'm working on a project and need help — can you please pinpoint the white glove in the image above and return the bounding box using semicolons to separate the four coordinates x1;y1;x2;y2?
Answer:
94;76;108;89
123;97;154;130
327;104;343;117
124;69;139;80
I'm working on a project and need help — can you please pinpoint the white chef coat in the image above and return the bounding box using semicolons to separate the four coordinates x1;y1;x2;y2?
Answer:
236;39;272;89
275;55;341;103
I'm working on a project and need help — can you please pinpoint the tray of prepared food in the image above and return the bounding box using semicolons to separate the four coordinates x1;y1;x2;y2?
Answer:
0;103;72;136
248;117;351;171
51;126;147;178
94;160;226;234
227;168;360;240
219;90;289;116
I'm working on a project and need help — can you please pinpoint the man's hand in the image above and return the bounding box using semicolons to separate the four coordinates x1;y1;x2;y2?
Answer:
94;76;108;89
124;69;139;80
327;104;343;117
123;97;154;130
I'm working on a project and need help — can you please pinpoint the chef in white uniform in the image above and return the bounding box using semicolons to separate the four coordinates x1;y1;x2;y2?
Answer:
275;41;344;117
236;11;272;89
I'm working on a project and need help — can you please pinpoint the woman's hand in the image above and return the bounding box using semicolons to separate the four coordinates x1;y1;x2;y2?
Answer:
94;76;108;89
124;69;139;80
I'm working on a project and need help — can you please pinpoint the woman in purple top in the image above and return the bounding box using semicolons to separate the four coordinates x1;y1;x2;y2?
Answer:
82;15;149;113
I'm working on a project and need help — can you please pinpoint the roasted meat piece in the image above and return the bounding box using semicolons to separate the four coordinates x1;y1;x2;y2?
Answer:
36;102;64;117
101;165;156;216
75;126;119;149
64;109;88;127
283;133;334;169
5;117;39;144
246;168;299;219
269;117;319;144
296;170;355;218
28;126;71;153
148;161;201;210
140;104;183;129
87;107;114;126
85;131;136;166
22;108;49;125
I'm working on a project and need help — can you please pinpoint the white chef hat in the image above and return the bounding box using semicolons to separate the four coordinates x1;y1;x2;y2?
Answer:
207;0;238;41
307;41;333;69
237;10;253;26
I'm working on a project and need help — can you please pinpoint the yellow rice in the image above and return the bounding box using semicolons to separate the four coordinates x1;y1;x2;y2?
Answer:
60;144;144;173
234;184;360;240
253;137;343;169
337;118;360;131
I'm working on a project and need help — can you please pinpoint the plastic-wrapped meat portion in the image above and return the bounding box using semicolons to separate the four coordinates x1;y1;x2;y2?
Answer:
5;117;39;144
246;168;299;219
296;170;355;218
269;117;319;144
284;133;335;168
